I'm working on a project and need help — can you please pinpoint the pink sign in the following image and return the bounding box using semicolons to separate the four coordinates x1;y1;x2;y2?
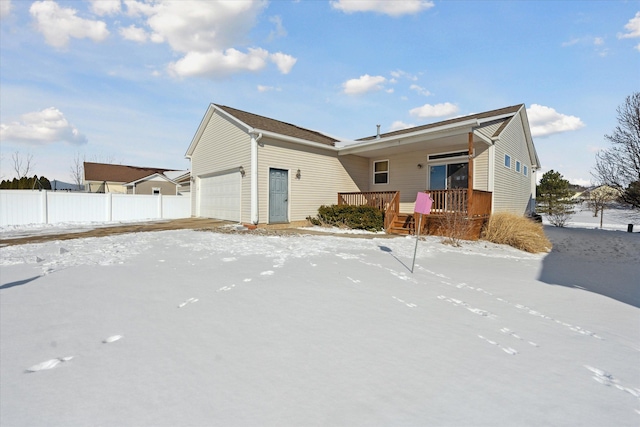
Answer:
414;192;433;215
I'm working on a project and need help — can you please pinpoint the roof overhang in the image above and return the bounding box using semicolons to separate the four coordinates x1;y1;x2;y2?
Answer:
124;173;177;187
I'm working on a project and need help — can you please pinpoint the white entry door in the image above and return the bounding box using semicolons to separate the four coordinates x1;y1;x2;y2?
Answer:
198;172;241;221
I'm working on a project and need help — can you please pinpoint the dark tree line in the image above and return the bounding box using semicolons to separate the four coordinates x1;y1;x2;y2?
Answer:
0;175;51;190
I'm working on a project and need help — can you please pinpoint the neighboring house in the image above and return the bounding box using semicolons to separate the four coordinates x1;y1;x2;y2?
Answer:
185;103;540;231
84;162;189;195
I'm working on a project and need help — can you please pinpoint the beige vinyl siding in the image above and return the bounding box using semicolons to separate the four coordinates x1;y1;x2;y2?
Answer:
475;120;505;141
190;110;251;221
131;179;176;195
493;113;533;214
366;151;427;213
258;138;367;222
85;181;127;193
473;144;490;192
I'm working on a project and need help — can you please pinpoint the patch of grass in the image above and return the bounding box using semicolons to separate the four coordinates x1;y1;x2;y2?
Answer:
481;212;552;253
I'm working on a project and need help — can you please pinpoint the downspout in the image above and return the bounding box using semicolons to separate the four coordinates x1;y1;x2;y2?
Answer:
250;132;262;225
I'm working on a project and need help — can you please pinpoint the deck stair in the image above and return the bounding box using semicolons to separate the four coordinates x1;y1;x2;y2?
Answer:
387;213;419;235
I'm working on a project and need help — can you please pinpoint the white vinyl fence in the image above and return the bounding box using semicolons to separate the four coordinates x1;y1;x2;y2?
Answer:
0;190;191;227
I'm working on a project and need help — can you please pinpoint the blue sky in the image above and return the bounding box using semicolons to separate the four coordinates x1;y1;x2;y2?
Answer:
1;0;638;186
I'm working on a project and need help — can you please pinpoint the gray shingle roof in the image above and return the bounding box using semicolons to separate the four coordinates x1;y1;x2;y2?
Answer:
215;104;338;146
356;104;524;141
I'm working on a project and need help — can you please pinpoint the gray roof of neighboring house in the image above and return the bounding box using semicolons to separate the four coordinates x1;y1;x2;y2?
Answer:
84;162;175;183
356;104;524;141
215;104;339;146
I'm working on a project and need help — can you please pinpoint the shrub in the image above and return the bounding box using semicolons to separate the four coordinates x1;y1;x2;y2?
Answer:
481;212;551;253
307;204;384;231
440;212;474;247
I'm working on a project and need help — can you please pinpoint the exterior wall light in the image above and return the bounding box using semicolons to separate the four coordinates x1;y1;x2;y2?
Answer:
239;166;246;177
295;169;301;179
417;164;423;169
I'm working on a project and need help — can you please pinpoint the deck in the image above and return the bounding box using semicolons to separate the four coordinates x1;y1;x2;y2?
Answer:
338;189;492;238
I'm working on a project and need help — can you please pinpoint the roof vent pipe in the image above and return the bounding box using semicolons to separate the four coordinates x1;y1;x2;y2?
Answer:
376;124;381;139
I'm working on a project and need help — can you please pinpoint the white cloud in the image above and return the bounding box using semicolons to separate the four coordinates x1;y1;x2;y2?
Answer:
0;0;12;19
342;74;387;95
269;52;297;74
526;104;585;137
268;15;287;41
168;47;270;78
618;11;640;51
389;121;415;131
257;85;281;92
410;84;431;96
89;0;121;16
30;1;109;48
330;0;434;17
119;24;148;42
390;69;418;80
120;0;296;78
0;107;88;145
409;102;459;118
618;12;640;39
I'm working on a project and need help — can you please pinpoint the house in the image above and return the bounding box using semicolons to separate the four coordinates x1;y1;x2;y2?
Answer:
83;162;189;195
185;103;540;234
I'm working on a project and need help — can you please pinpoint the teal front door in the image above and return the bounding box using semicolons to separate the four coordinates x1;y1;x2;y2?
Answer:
269;168;288;223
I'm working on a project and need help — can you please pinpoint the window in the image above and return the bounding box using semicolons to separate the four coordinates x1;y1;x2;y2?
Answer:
523;165;528;176
428;151;469;161
374;160;389;184
152;187;161;195
429;163;469;190
504;154;511;169
516;160;521;173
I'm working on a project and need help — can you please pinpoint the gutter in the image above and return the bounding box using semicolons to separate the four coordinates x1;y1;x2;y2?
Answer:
249;131;262;225
339;118;480;155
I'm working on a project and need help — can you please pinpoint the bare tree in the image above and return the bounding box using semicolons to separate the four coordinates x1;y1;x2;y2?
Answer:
70;152;85;190
12;151;34;179
592;92;640;209
586;185;621;228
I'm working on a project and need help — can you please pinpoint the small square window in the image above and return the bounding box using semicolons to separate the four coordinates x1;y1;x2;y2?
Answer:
152;187;161;195
374;160;389;185
504;154;511;169
516;160;521;173
523;165;528;176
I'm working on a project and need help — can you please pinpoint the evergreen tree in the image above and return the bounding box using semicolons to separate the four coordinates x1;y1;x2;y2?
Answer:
536;170;576;227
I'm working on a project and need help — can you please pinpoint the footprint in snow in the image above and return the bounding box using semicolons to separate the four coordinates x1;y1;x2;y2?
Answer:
103;335;123;343
178;297;199;307
26;356;73;373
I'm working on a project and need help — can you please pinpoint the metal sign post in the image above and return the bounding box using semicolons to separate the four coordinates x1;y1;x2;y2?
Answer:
411;192;433;273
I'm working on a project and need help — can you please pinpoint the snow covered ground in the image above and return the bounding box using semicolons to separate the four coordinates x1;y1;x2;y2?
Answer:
1;213;639;426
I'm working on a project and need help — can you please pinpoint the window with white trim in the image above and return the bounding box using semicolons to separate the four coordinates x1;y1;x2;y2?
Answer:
504;154;511;169
516;160;521;173
374;160;389;184
152;187;161;195
523;165;528;176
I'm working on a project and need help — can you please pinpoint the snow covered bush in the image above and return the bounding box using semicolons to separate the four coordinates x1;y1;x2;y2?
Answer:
307;205;384;231
481;212;551;253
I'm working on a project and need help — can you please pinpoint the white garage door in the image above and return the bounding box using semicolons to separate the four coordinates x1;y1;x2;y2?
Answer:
198;172;241;221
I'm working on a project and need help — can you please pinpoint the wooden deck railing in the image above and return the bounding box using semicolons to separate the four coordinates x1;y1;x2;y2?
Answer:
383;191;400;231
468;190;492;217
338;191;400;231
338;191;398;211
426;189;492;217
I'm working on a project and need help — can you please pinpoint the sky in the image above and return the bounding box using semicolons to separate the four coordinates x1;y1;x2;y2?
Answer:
0;0;638;186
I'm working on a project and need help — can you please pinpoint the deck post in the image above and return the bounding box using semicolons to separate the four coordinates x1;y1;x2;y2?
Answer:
468;131;474;215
